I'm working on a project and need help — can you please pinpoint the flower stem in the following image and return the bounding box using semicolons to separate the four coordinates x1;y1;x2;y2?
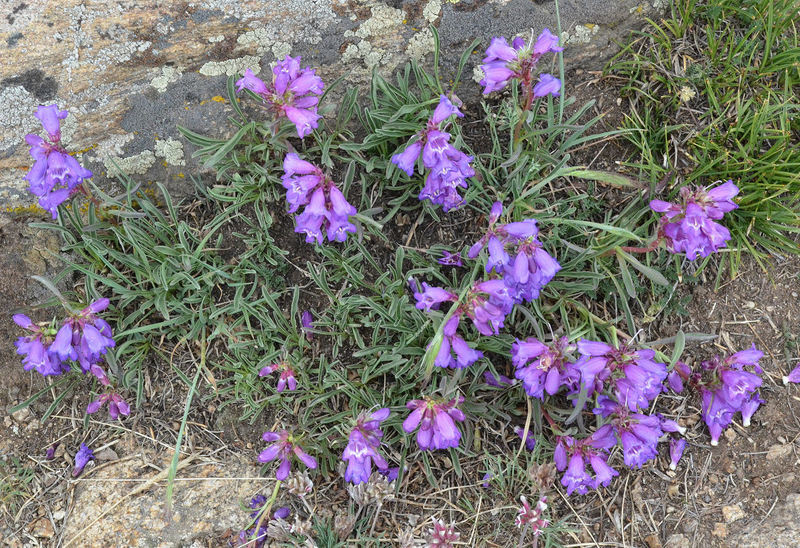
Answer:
517;523;529;548
247;481;282;548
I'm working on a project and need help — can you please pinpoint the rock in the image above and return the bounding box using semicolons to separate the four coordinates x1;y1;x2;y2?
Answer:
722;504;745;523
712;522;728;539
664;533;690;548
766;443;792;461
644;533;662;548
31;517;54;538
53;510;66;521
0;0;664;209
11;407;31;423
63;452;265;546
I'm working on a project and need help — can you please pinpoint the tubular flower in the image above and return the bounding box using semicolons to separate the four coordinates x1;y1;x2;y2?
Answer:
694;345;764;445
512;336;578;399
13;314;66;376
342;408;391;484
259;360;298;392
235;57;324;138
469;201;560;303
649;180;739;260
391;95;474;211
573;340;667;411
669;438;687;470
86;392;130;420
480;29;563;95
24;105;93;219
259;430;317;481
403;396;465;451
72;443;95;477
282;153;357;244
432;314;484;369
593;396;671;469
427;518;460;548
461;279;515;336
49;298;116;374
554;426;618;495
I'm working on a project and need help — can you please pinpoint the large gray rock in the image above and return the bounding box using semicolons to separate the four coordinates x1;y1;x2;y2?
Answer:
0;0;662;210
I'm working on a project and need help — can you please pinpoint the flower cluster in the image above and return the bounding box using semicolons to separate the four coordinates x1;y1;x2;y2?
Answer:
650;180;739;260
235;56;324;138
259;359;298;392
413;276;516;370
670;345;764;445
469;202;561;303
14;299;115;379
258;430;318;481
555;427;618;495
342;408;391;484
593;396;684;469
392;95;475;212
403;396;465;450
512;336;578;399
480;29;563;97
282;153;358;244
24;105;93;219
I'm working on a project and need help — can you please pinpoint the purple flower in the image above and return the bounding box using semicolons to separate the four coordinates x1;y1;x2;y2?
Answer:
282;153;357;244
532;28;564;56
469;202;560;303
392;95;474;211
512;336;577;399
693;346;763;445
514;426;537;451
72;443;94;477
259;430;317;481
483;370;512;387
462;279;515;336
49;298;115;374
650;181;739;260
301;310;314;340
432;314;483;370
593;396;663;468
234;58;324;138
555;430;618;494
532;73;561;97
24;106;93;219
437;250;463;267
413;282;456;311
403;396;465;451
480;30;563;95
13;314;66;376
783;364;800;385
86;392;130;420
669;439;686;470
574;340;667;411
515;495;549;536
259;360;298;392
342;408;390;484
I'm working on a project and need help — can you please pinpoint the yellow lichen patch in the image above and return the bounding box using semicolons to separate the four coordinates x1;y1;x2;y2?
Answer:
3;204;47;216
211;95;227;103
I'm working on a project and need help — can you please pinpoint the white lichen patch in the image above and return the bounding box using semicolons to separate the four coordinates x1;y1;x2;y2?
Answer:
154;138;186;166
104;150;156;176
199;56;261;77
472;65;486;85
406;28;435;62
341;4;404;69
208;35;226;43
150;66;183;93
423;0;442;23
237;28;275;55
565;24;599;45
652;0;669;10
93;40;152;71
0;86;40;150
272;41;293;60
